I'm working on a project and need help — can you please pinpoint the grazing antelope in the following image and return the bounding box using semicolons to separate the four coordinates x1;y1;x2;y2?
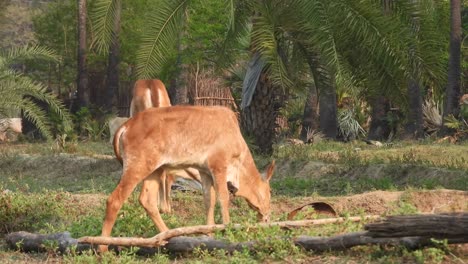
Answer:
129;79;200;214
100;106;274;252
129;79;171;116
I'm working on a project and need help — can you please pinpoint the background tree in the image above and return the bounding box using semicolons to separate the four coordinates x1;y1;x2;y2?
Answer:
0;3;36;50
77;0;89;108
443;0;463;133
104;0;121;112
33;0;77;101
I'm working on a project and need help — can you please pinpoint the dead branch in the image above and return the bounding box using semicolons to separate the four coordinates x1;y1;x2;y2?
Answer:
77;215;380;248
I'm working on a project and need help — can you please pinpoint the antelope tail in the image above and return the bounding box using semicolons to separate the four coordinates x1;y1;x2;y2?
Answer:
113;123;127;165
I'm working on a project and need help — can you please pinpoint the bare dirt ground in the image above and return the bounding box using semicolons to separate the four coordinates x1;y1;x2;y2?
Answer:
269;189;467;219
72;189;467;221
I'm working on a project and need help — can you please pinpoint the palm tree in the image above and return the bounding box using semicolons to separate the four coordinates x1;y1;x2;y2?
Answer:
0;46;72;139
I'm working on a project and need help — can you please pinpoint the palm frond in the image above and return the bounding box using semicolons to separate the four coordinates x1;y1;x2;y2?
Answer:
136;0;189;78
216;0;252;68
250;1;293;91
89;0;119;53
0;45;60;69
338;108;366;139
0;45;71;139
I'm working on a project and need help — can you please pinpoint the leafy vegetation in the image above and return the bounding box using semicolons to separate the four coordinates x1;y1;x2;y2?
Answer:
0;46;72;139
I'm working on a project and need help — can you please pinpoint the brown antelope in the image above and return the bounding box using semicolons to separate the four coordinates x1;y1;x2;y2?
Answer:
129;79;200;214
100;106;274;251
130;79;171;115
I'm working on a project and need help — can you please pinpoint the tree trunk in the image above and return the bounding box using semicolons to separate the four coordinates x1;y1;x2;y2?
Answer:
300;82;319;142
318;82;338;139
442;0;462;133
311;65;337;139
368;96;391;141
169;22;187;105
105;0;121;112
404;79;424;139
241;72;280;154
174;63;188;105
300;49;335;140
77;0;89;109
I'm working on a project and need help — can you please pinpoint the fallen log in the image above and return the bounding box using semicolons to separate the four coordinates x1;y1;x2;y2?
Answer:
295;232;467;251
365;213;468;238
5;231;92;253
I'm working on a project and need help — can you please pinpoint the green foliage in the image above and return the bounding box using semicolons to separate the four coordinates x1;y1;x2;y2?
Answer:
32;0;77;93
183;0;230;64
278;96;306;138
444;114;468;139
72;107;112;141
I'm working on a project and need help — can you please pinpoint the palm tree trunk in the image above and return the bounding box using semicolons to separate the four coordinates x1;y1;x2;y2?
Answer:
300;49;320;141
169;24;187;105
300;82;319;142
105;0;121;112
310;64;337;139
77;0;89;108
241;72;280;154
317;73;338;139
404;78;424;138
303;50;337;139
442;0;462;133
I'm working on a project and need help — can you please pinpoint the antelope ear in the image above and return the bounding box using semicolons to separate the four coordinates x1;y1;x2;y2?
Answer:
265;160;275;181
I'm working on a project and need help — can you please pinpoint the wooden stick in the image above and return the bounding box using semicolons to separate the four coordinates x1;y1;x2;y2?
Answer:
78;215;381;247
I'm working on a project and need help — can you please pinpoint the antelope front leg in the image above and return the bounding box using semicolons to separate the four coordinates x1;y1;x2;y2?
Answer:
201;174;216;225
209;166;230;224
100;168;146;252
215;182;230;224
